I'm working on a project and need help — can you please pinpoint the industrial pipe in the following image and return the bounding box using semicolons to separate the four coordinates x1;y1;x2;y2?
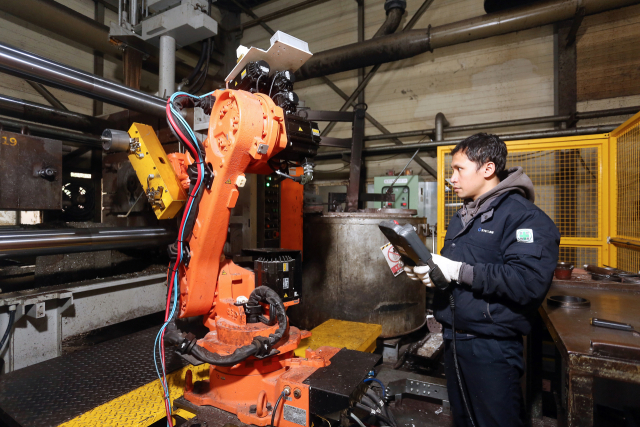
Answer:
0;42;167;117
0;94;109;134
0;227;176;259
363;106;640;142
0;117;102;148
434;112;449;142
296;0;639;80
373;3;406;38
314;125;618;160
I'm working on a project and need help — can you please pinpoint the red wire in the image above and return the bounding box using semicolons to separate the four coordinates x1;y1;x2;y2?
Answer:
160;97;206;427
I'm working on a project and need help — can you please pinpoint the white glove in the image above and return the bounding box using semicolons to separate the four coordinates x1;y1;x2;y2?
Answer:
403;265;433;287
429;254;462;283
404;254;462;285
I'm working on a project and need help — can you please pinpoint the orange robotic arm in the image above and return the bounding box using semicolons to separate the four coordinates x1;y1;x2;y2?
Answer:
171;89;289;323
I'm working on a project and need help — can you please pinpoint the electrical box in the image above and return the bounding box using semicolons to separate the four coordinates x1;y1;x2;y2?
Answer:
374;175;420;210
373;176;437;220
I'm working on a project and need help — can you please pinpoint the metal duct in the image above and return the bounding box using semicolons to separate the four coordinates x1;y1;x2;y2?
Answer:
0;227;176;259
0;42;167;117
0;95;109;134
296;0;639;80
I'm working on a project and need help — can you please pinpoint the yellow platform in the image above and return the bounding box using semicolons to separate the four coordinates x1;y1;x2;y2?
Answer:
294;319;382;357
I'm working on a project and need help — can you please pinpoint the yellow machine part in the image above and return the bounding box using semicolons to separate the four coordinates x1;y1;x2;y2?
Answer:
295;319;381;357
128;123;186;219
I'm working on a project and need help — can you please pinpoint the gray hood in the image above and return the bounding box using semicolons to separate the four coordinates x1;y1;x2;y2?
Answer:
460;167;535;225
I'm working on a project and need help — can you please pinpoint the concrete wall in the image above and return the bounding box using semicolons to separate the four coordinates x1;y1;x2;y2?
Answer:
0;0;638;181
238;0;640;182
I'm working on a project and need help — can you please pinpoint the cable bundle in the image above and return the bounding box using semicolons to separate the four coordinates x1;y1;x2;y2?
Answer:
154;90;214;427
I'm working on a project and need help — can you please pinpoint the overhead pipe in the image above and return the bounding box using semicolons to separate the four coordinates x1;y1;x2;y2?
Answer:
0;42;167;117
0;117;102;148
0;94;110;134
363;106;640;142
296;0;639;80
314;125;618;160
434;112;449;142
0;227;176;259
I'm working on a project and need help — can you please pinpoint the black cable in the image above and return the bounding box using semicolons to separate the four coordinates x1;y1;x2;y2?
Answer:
450;293;477;427
361;396;395;427
270;391;285;426
184;39;208;84
190;45;211;94
0;309;15;351
189;39;211;94
354;402;394;426
365;389;396;427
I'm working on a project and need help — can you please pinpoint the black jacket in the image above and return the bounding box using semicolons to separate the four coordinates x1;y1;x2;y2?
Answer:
434;191;560;337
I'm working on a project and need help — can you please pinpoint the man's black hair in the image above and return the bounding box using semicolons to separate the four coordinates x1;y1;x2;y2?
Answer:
451;133;508;175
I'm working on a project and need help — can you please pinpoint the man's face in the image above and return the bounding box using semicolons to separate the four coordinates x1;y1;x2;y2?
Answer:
450;151;495;200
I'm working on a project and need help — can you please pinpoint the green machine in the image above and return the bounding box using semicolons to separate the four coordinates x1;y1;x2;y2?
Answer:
374;175;420;211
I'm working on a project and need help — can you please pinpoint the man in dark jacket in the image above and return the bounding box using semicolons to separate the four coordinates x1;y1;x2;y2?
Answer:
405;133;560;427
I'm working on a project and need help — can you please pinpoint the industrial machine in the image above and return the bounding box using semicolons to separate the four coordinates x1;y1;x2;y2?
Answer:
373;175;437;220
100;45;382;425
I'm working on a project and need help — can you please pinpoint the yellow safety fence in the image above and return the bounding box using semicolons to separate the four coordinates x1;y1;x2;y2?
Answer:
437;111;640;272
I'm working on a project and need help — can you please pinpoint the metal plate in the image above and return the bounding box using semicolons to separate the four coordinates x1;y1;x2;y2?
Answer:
0;327;189;427
283;404;306;426
0;130;62;210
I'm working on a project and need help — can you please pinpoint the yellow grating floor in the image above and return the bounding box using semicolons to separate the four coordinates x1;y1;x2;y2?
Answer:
58;364;210;427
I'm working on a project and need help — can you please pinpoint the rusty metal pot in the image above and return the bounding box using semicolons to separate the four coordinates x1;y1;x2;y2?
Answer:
555;262;574;280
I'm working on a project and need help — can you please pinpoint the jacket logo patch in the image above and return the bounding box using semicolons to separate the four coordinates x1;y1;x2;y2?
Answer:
478;228;494;234
517;229;534;243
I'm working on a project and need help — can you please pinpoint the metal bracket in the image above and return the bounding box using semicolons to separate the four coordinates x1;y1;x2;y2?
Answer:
26;302;46;319
387;377;449;406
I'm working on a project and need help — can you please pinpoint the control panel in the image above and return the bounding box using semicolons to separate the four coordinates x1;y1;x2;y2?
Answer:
374;175;420;211
381;186;410;209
